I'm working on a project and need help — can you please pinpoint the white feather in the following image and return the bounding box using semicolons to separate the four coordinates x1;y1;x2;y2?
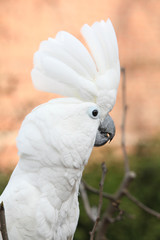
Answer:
81;23;107;73
55;31;97;79
0;100;100;240
32;55;97;101
31;19;120;116
38;38;94;80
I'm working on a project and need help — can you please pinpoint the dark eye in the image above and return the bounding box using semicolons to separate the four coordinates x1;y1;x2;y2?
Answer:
88;106;100;119
92;109;98;117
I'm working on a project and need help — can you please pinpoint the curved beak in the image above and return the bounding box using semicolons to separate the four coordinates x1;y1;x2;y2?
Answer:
94;114;115;147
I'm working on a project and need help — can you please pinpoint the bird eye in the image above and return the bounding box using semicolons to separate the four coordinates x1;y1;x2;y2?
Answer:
88;106;100;119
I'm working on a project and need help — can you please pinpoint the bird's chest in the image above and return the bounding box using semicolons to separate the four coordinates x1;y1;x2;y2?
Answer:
35;168;82;239
38;167;82;206
59;131;94;169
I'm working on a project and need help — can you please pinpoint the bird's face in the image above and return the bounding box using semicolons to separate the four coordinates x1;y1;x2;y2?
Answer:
53;98;115;149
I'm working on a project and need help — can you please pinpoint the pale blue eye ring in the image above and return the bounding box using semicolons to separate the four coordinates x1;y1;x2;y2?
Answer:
88;106;100;119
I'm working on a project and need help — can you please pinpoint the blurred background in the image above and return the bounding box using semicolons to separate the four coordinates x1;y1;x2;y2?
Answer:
0;0;160;239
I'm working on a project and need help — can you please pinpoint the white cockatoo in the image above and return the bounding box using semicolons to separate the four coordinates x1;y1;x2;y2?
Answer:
0;19;120;240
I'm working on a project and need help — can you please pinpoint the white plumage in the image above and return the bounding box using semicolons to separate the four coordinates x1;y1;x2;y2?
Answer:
0;19;120;240
31;19;120;118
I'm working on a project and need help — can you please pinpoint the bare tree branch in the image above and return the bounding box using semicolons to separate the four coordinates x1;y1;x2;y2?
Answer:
90;163;107;240
84;67;160;240
0;202;9;240
124;190;160;219
114;171;136;199
95;170;136;240
80;182;96;222
82;180;114;202
97;163;107;218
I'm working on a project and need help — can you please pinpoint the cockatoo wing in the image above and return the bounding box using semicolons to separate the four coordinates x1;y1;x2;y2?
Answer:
31;19;120;116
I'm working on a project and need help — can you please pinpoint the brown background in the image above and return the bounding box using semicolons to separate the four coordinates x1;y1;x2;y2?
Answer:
0;0;160;169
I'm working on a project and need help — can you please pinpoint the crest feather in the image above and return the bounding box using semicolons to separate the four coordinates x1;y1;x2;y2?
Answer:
31;19;120;116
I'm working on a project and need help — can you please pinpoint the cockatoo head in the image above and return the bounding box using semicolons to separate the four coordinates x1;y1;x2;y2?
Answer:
31;19;120;149
17;98;112;170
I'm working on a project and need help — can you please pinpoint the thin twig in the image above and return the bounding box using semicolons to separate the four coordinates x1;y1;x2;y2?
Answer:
90;220;100;240
97;163;107;217
80;182;96;222
0;202;9;240
121;67;130;173
124;190;160;219
82;180;114;201
90;162;107;240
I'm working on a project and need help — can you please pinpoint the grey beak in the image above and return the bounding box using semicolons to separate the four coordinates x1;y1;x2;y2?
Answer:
94;114;115;147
